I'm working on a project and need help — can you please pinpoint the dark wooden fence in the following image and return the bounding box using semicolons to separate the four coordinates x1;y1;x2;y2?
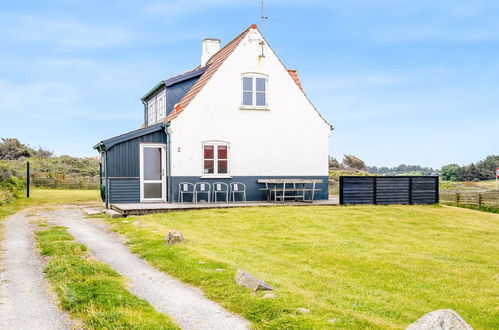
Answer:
340;176;439;205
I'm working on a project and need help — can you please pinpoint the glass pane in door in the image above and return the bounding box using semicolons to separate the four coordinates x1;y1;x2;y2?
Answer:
144;147;162;180
144;183;162;199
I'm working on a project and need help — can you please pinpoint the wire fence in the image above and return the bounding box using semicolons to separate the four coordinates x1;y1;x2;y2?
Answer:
31;177;100;190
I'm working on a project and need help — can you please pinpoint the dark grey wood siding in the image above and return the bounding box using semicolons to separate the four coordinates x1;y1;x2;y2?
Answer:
109;178;140;203
339;177;374;205
340;176;438;205
107;130;167;177
412;177;439;204
104;129;167;204
376;177;410;204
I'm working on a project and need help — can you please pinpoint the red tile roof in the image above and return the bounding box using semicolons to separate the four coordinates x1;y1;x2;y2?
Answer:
164;25;255;122
287;69;303;91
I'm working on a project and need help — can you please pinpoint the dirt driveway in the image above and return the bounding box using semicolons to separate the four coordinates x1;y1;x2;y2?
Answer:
0;210;73;329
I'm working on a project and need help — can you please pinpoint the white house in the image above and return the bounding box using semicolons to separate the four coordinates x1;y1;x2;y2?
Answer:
94;24;332;206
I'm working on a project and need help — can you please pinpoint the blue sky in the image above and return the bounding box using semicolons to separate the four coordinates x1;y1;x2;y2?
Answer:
0;0;498;168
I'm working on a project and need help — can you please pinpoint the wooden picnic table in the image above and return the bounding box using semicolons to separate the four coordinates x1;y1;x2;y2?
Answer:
257;179;323;203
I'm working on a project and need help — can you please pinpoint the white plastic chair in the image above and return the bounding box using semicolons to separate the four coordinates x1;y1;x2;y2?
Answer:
194;182;211;203
212;182;229;203
230;182;247;202
178;182;195;203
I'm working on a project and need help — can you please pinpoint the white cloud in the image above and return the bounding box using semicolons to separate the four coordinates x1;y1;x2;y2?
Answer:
142;0;253;17
0;79;140;121
0;13;134;50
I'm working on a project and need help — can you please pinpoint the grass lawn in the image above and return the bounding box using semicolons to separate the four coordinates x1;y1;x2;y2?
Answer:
0;189;99;221
35;224;178;329
108;205;499;329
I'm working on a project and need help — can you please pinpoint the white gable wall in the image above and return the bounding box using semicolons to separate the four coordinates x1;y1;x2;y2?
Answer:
169;28;331;177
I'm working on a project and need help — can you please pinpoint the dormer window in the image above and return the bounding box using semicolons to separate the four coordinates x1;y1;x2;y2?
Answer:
241;73;268;109
147;89;166;126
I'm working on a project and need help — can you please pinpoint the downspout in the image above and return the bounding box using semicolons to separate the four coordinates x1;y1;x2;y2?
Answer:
105;149;110;209
164;122;172;202
142;99;147;126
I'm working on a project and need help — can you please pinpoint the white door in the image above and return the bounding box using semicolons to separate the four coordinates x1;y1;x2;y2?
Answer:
140;144;166;202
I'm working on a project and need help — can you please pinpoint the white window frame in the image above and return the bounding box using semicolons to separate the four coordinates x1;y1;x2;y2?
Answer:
147;89;166;125
156;90;166;120
147;100;156;125
139;143;167;202
240;73;268;110
201;141;231;178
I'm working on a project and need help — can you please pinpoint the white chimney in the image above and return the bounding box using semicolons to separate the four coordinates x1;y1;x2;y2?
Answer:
201;38;220;66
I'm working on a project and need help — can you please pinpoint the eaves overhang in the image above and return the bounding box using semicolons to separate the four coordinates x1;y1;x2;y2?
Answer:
93;123;166;151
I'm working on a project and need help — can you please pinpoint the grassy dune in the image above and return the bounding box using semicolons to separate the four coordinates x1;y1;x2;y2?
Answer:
108;205;499;329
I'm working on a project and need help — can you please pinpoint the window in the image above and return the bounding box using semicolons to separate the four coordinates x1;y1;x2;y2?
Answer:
147;100;156;125
157;91;166;120
203;142;229;176
147;89;166;125
241;74;267;108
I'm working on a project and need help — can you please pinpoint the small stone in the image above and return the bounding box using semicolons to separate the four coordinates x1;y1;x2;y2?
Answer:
165;230;184;245
262;292;276;299
406;309;473;330
122;220;130;223
215;268;224;272
131;221;140;226
151;230;158;233
296;308;310;314
234;269;273;292
328;318;338;324
198;261;206;264
103;209;122;218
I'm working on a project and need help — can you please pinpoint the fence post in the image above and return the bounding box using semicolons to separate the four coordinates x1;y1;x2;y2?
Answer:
26;162;30;198
456;192;460;204
478;193;482;208
435;176;439;203
339;176;343;205
409;177;413;205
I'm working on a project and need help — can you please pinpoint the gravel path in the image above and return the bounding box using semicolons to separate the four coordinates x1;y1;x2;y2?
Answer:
46;207;249;330
0;211;72;330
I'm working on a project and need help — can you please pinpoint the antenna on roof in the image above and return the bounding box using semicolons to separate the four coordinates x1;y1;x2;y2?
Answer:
260;1;268;36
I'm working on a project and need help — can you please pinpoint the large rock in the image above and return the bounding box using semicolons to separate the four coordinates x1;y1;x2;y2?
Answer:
406;309;473;330
235;269;273;292
165;231;184;245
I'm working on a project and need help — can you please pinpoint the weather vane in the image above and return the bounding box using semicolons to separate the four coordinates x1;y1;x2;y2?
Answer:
261;1;269;36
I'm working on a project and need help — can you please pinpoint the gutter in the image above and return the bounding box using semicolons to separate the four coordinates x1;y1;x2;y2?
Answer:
141;81;164;102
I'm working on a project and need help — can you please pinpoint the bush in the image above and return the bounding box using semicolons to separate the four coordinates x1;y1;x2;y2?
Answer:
100;184;106;201
0;187;13;205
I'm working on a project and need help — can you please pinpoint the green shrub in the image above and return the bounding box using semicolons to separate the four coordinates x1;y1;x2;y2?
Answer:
100;184;106;201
